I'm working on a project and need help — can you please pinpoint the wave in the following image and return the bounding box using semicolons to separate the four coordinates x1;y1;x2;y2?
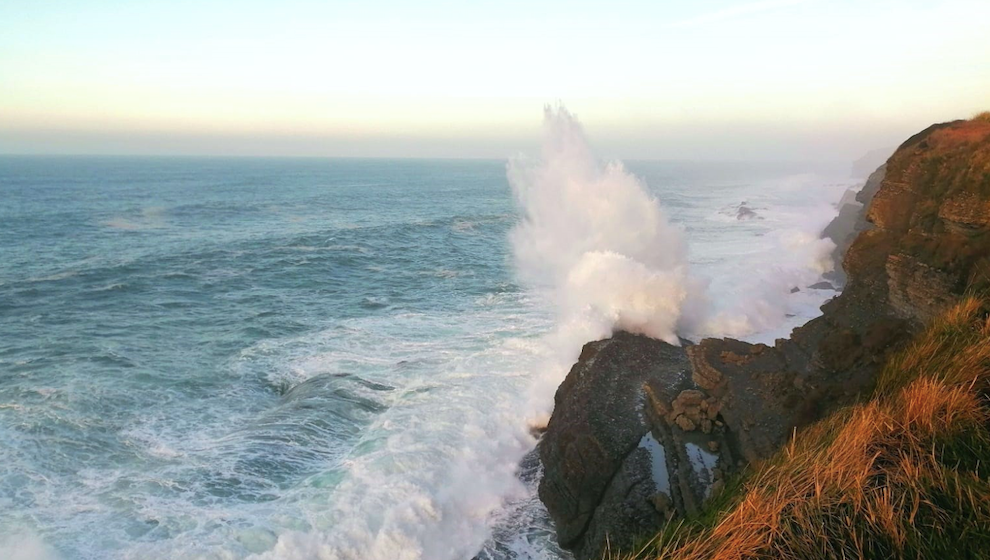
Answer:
245;308;550;560
508;105;699;347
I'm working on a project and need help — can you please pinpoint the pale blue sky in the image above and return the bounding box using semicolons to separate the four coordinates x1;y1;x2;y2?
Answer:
1;0;988;159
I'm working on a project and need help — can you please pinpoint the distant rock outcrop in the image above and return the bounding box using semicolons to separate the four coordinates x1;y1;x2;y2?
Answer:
735;204;758;220
538;118;990;560
850;146;894;178
822;163;886;286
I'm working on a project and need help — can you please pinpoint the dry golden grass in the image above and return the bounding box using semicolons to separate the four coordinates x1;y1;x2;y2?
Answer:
877;296;990;395
617;297;990;560
973;111;990;123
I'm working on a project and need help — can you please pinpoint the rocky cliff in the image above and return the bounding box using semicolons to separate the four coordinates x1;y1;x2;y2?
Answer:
821;162;886;286
537;118;990;560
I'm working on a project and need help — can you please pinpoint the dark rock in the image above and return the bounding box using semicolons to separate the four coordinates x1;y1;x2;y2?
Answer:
736;205;758;220
572;445;664;560
538;333;692;551
538;333;737;560
688;338;807;462
808;281;835;290
539;118;990;559
651;492;671;514
528;423;548;438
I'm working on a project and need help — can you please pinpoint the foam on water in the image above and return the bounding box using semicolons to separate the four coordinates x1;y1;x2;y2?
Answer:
508;106;695;346
0;133;855;559
245;307;553;560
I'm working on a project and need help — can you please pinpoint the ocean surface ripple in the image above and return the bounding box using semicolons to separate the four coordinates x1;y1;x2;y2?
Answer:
0;156;853;560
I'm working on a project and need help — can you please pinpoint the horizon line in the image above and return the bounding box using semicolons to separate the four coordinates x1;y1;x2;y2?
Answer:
0;152;856;165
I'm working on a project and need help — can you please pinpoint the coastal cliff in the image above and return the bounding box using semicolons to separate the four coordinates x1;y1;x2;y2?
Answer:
537;116;990;559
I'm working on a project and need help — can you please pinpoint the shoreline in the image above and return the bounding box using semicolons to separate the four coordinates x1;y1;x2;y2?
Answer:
532;116;990;559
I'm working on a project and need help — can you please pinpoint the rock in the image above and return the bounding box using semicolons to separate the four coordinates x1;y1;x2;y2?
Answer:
651;492;676;522
537;332;693;556
675;415;696;431
539;117;990;560
682;117;990;465
691;351;725;392
850;146;894;179
736;205;758;220
700;418;713;434
705;397;721;417
687;338;804;462
822;164;886;286
538;332;738;560
674;389;705;408
790;286;800;293
836;187;860;209
885;254;960;322
528;419;549;438
940;192;990;234
573;444;666;560
808;281;835;290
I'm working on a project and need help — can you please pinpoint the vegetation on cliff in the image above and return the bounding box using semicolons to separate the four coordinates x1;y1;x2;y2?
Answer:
538;114;990;560
617;295;990;560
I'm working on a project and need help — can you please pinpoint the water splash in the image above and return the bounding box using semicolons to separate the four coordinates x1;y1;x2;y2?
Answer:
508;105;699;346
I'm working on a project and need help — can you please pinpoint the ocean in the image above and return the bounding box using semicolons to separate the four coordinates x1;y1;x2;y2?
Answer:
0;134;857;559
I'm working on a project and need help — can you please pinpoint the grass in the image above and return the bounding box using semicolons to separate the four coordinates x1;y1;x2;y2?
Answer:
973;111;990;123
615;297;990;560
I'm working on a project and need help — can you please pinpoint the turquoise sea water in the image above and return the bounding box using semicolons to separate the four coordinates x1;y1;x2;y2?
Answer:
0;156;852;560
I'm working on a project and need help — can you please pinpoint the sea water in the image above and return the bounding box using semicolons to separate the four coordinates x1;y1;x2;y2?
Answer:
0;152;855;560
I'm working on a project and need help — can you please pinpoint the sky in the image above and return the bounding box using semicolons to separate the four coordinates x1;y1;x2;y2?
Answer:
1;0;988;161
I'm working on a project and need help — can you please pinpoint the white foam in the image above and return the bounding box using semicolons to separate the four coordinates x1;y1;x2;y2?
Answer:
508;105;696;346
4;110;859;560
0;532;61;560
255;117;852;560
222;300;558;560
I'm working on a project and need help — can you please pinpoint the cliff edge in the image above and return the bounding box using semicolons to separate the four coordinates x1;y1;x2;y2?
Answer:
537;117;990;560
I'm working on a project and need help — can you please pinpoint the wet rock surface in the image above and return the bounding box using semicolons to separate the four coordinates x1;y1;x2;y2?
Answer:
537;333;688;549
537;333;734;559
538;118;990;560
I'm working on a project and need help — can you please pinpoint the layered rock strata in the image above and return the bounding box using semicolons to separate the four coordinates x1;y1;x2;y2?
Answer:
538;118;990;560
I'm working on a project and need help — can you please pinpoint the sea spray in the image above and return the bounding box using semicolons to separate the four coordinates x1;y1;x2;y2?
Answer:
701;228;837;338
255;107;711;560
0;532;60;560
508;105;701;347
0;119;853;560
507;106;843;419
250;311;545;560
696;175;841;340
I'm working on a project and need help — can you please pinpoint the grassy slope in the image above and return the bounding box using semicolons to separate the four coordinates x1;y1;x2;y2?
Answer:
616;296;990;560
